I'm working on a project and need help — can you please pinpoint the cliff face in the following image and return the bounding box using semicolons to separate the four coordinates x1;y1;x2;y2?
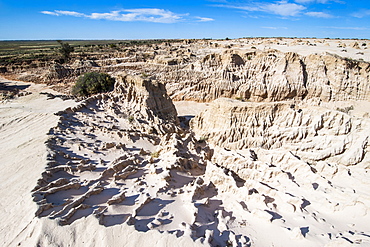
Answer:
161;51;370;102
114;74;178;125
191;98;369;167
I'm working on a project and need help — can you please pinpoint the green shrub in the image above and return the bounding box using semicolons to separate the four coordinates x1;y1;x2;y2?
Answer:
72;72;115;97
57;40;74;62
198;136;208;143
141;73;150;78
150;151;160;158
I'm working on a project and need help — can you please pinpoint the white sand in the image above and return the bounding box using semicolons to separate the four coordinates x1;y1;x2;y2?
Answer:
0;78;74;245
1;37;370;246
0;78;199;247
174;101;209;116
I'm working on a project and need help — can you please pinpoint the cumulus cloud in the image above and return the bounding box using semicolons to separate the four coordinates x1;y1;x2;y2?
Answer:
41;8;212;23
305;11;334;18
215;1;306;17
263;1;306;16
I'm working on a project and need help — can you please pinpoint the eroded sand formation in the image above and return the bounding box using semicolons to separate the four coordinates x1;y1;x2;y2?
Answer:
3;38;370;102
1;38;370;246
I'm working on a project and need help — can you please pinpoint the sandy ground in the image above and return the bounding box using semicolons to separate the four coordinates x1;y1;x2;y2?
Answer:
174;101;209;116
0;78;199;247
0;78;75;246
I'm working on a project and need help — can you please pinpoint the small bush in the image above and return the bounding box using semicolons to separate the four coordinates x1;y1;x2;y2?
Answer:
337;105;354;114
128;116;134;123
151;151;160;158
72;72;115;97
198;136;208;143
57;40;74;63
141;73;150;78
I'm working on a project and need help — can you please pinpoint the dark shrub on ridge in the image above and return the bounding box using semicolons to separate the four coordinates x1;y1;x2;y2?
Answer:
72;72;115;97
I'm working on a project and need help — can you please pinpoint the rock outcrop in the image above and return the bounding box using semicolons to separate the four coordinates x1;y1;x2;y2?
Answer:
191;98;369;166
161;50;370;102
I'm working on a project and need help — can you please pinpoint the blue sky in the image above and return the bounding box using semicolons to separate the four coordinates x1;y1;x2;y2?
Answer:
0;0;369;40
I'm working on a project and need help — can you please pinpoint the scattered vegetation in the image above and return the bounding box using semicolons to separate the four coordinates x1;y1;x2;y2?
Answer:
128;116;134;123
336;105;354;114
71;72;115;97
198;136;209;143
0;39;185;67
141;73;150;78
57;40;74;63
150;151;160;158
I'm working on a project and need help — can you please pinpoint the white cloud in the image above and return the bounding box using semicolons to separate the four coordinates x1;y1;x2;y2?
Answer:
215;1;344;19
352;9;370;18
117;9;183;23
294;0;328;3
89;11;121;20
295;0;346;4
41;8;198;23
323;26;368;30
263;1;306;16
216;1;306;17
195;17;215;22
55;10;85;17
305;11;334;18
41;11;60;16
